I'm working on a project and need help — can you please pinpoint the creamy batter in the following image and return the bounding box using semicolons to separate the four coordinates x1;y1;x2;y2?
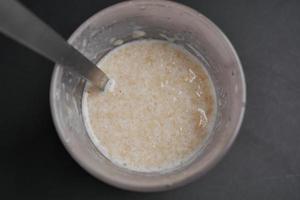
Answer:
83;40;216;172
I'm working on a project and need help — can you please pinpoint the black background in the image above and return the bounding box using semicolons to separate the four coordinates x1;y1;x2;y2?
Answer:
1;0;300;199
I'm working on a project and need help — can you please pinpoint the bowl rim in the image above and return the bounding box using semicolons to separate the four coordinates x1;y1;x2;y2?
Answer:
50;0;246;192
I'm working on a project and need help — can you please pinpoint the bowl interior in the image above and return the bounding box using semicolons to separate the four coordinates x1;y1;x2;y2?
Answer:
50;0;246;192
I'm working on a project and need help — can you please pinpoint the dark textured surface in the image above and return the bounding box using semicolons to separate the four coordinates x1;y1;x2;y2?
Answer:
1;0;300;199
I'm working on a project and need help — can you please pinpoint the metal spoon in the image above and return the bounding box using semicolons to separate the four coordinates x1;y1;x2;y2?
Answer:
0;0;109;90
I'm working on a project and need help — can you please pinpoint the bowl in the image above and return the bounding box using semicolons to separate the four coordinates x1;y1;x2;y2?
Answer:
50;0;246;192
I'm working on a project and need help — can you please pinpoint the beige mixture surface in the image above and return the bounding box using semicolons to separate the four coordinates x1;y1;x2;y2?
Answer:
83;40;216;172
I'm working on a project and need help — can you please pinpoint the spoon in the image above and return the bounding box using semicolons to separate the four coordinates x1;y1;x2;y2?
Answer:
0;0;109;90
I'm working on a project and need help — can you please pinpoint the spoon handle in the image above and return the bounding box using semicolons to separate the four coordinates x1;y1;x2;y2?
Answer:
0;0;108;90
